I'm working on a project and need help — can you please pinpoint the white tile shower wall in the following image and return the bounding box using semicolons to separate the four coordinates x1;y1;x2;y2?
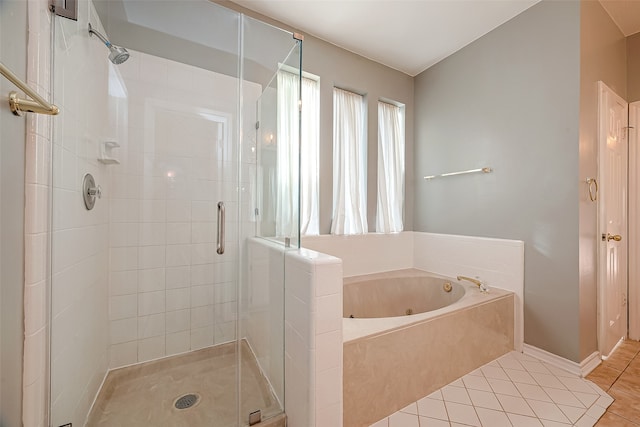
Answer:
412;231;525;351
24;1;52;425
46;3;113;427
244;238;285;404
106;50;261;367
301;232;413;277
284;248;343;427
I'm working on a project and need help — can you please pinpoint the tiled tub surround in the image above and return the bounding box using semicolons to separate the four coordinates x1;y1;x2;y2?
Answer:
343;281;514;427
302;232;525;351
284;249;344;427
371;351;613;427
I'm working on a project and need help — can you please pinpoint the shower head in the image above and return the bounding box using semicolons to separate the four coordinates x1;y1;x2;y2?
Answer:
88;23;130;65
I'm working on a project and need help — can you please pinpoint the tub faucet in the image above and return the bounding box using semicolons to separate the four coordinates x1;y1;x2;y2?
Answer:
457;275;489;292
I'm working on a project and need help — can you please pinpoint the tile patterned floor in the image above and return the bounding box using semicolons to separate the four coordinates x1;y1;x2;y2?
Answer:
370;351;614;427
587;339;640;426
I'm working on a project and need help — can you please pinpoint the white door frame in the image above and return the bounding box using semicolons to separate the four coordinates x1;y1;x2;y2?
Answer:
629;102;640;341
597;81;629;356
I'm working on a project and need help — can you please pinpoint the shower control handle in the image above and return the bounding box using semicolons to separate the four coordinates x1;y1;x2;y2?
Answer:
88;185;102;199
82;173;101;210
217;201;225;255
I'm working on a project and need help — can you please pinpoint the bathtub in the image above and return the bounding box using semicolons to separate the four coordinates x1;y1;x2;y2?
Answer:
342;268;514;427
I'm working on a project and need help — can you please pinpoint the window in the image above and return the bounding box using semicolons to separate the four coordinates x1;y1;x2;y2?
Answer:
332;88;367;235
276;70;320;237
376;101;405;233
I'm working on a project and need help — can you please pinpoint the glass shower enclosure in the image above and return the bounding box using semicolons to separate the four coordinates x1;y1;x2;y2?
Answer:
48;1;301;425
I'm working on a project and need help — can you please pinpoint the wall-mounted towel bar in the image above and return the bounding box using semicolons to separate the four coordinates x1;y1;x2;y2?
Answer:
0;62;59;116
423;167;492;180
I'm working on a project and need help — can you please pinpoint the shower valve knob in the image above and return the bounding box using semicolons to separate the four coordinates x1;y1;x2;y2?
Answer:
88;185;102;199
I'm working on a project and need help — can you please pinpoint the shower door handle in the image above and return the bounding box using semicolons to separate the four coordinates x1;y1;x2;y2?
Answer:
217;201;225;255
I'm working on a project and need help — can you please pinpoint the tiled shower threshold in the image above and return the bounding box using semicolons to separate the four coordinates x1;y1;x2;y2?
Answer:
370;350;614;427
86;340;284;426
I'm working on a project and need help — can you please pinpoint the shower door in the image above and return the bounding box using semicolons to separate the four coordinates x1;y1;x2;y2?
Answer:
238;16;302;426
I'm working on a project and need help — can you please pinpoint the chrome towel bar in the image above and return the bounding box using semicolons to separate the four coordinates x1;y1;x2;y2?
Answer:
423;167;492;180
0;61;59;116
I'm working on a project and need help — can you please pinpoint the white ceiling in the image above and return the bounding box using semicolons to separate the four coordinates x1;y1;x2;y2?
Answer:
232;1;640;76
599;0;640;36
232;0;541;76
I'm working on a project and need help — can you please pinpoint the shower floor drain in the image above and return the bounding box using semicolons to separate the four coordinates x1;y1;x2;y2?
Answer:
174;393;200;410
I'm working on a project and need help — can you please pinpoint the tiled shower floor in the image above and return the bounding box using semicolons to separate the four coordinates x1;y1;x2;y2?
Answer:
86;340;282;426
370;351;614;427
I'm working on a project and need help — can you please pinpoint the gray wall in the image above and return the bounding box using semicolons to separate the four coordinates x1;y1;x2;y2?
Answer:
413;1;582;361
217;1;415;234
0;0;26;425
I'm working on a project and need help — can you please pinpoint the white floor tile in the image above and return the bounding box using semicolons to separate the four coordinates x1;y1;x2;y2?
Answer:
467;389;503;411
544;388;584;408
516;383;552;402
445;401;480;427
476;407;512;427
498;355;526;371
467;368;484;377
507;413;545;426
462;374;492;392
488;378;521;396
369;418;389;427
594;394;614;408
572;391;599;408
558;377;599;394
418;416;450;427
530;372;567;390
539;420;572;427
441;385;471;405
505;368;538;385
585;403;606;420
544;364;577;378
557;404;587;424
521;360;553;375
482;365;510;380
389;410;419;427
526;399;571;423
574;414;598;427
416;396;448;420
496;394;536;417
367;351;613;427
449;378;465;388
399;402;418;415
427;389;443;400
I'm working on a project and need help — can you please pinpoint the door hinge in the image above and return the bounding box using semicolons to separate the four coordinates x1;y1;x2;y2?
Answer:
255;121;260;130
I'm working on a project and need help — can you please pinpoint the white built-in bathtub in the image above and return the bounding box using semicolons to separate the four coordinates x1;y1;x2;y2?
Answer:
342;268;515;427
342;268;512;343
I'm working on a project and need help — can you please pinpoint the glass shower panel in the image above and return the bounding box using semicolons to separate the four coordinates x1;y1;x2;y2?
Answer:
239;15;301;426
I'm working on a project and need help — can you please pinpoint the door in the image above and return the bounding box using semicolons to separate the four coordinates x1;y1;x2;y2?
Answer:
629;102;640;341
598;81;629;357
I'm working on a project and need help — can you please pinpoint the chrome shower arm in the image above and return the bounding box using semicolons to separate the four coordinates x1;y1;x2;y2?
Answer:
88;23;111;47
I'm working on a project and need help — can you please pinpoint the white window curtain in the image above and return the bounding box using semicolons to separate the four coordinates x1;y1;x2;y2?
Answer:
376;101;405;233
276;71;320;238
332;88;368;235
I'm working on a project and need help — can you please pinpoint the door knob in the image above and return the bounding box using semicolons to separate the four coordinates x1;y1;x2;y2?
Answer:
602;233;622;242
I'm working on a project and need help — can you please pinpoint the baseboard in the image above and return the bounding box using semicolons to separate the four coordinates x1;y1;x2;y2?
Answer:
580;351;602;376
523;344;601;378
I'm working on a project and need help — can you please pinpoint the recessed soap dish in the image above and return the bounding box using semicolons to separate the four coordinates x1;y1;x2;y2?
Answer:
98;140;120;165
